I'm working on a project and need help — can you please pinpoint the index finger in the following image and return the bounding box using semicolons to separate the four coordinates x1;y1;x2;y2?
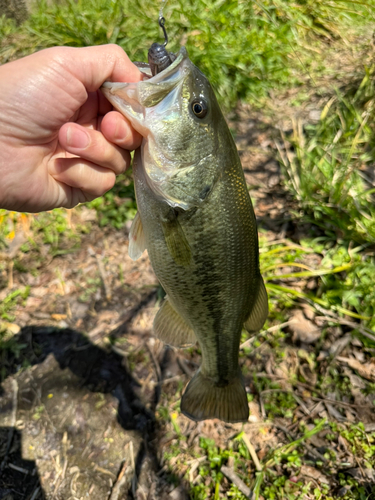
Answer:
63;44;142;90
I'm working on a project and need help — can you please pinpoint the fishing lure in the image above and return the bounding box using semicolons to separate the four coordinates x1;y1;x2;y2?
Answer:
147;16;176;76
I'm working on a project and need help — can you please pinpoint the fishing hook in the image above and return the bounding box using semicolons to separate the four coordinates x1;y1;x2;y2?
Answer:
159;16;168;47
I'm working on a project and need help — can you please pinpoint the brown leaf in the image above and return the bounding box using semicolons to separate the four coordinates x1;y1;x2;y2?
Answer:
0;321;20;334
299;465;330;484
346;468;375;483
289;310;321;344
337;357;375;381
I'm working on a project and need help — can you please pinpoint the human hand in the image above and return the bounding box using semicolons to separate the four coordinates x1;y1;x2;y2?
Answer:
0;45;142;212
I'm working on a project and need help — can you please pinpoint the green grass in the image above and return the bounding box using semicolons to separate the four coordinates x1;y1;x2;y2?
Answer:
87;170;137;229
258;238;375;332
1;0;375;108
279;66;375;245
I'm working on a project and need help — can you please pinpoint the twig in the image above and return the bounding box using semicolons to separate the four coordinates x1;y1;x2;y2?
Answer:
108;461;128;500
292;393;311;415
88;246;111;301
129;441;137;498
241;434;262;472
188;457;205;483
8;463;29;474
0;379;18;472
94;465;116;478
61;431;68;481
221;465;254;499
149;375;184;388
240;320;297;349
30;486;41;500
325;401;346;421
311;396;373;409
272;422;294;440
259;394;266;419
309;308;375;344
146;342;162;382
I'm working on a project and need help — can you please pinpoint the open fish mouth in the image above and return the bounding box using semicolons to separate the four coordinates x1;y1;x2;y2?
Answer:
101;47;189;109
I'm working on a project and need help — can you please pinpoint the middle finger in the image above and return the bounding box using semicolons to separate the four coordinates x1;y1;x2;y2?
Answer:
58;122;131;174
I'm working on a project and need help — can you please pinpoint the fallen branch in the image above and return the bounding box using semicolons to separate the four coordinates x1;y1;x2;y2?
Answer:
221;465;254;499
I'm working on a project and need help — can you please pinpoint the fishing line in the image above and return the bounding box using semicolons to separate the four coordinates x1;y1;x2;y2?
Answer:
158;0;169;22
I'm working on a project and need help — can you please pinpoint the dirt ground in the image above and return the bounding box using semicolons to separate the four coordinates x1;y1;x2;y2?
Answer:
1;96;375;500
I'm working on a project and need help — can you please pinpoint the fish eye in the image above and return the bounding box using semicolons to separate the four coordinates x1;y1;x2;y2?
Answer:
191;99;208;118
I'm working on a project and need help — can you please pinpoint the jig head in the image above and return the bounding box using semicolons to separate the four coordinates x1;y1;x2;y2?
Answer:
148;15;176;76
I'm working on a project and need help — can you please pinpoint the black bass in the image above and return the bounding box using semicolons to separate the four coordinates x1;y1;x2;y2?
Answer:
101;47;268;423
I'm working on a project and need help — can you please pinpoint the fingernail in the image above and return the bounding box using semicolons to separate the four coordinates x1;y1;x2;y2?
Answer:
67;127;90;149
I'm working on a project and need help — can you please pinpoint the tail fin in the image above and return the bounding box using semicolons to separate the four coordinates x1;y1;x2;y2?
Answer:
180;371;249;423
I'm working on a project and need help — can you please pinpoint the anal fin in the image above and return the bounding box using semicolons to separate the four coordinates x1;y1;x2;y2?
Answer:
181;371;249;423
129;211;146;261
244;278;268;333
154;298;196;348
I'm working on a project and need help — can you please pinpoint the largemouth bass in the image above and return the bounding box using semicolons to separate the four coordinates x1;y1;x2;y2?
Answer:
102;47;268;423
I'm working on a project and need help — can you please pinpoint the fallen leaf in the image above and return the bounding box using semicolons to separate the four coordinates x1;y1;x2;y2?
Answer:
346;468;375;482
0;322;21;334
289;310;321;344
299;465;330;484
337;357;375;381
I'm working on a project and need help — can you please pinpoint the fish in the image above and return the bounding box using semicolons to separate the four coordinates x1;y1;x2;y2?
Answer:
101;46;268;423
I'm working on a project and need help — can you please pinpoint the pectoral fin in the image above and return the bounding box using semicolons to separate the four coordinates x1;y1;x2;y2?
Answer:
128;212;146;261
161;217;192;267
154;298;196;348
244;278;269;333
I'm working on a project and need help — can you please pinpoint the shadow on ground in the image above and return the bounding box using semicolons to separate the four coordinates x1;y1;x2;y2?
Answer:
0;326;187;499
0;428;46;500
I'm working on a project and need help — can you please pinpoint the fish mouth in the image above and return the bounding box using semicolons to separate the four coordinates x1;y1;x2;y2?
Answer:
142;46;188;83
101;47;190;109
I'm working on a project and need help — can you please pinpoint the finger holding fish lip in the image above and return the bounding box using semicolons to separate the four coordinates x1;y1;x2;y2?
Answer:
100;111;142;150
58;122;132;174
